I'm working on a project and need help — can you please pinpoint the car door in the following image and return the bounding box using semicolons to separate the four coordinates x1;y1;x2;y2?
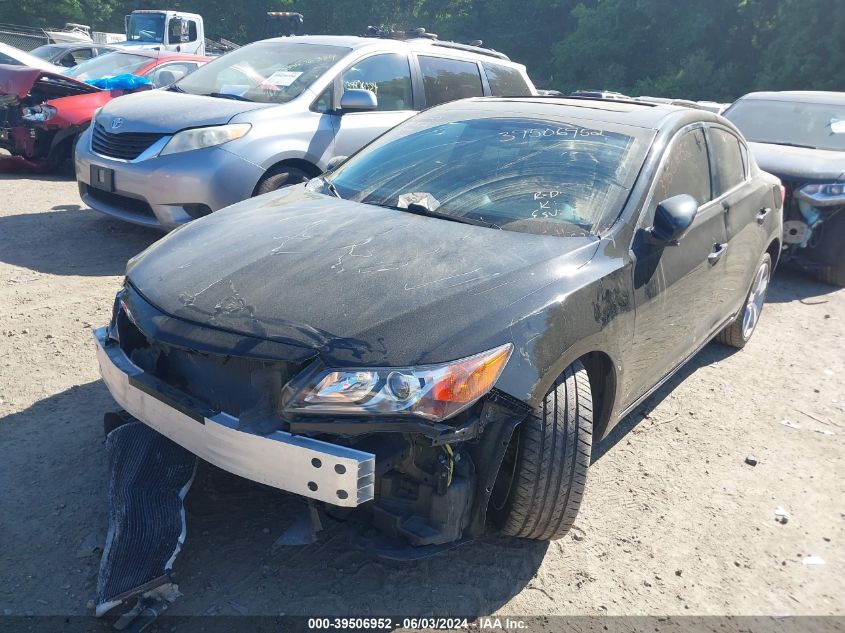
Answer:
331;53;417;157
623;126;729;407
706;126;770;314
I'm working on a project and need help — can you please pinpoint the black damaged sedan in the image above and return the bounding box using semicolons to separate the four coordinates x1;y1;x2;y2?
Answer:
96;97;783;554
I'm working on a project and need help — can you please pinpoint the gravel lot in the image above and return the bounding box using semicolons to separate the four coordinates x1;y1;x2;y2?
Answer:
0;173;843;620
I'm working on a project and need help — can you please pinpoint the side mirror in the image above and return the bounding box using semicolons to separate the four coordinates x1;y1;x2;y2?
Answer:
646;194;698;246
339;89;377;112
325;156;348;172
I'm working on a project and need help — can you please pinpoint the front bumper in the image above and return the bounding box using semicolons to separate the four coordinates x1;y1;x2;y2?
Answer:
94;327;375;507
75;129;264;230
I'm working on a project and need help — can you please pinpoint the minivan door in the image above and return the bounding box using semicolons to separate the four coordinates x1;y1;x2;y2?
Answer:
331;53;417;157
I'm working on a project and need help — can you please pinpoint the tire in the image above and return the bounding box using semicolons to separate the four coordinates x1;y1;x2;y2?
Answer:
807;211;845;287
715;252;771;349
495;360;593;541
254;165;310;195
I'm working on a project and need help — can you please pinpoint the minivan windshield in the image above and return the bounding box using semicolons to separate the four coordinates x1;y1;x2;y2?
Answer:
63;51;150;81
326;109;652;237
174;41;349;104
725;99;845;152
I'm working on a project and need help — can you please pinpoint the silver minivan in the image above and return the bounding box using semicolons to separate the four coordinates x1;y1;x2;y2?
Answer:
75;35;535;229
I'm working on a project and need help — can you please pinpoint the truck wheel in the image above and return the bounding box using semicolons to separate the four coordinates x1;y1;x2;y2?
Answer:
254;165;310;195
493;361;592;541
715;253;771;349
808;211;845;287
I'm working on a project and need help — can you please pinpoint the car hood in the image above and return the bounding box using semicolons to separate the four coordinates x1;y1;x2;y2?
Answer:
748;142;845;184
126;187;600;366
97;89;270;134
0;65;98;99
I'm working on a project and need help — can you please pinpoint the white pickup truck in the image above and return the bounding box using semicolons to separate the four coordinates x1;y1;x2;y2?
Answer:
92;10;206;56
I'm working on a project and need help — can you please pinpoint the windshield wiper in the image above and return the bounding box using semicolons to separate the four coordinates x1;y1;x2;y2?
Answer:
371;202;500;229
203;92;254;102
750;139;818;150
167;84;184;93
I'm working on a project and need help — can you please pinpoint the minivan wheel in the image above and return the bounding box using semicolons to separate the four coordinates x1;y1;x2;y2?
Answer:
715;253;772;349
494;360;592;541
254;166;310;195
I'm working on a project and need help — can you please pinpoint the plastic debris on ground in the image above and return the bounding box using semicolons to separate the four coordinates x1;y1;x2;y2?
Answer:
781;419;801;430
96;419;196;618
774;507;790;524
801;555;825;566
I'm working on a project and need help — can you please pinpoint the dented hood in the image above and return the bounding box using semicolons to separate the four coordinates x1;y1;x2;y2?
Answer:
0;64;99;99
126;187;599;365
749;141;845;184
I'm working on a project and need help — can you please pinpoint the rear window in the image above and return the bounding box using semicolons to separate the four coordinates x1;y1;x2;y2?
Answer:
483;63;531;97
725;98;845;152
418;56;483;107
328;110;653;237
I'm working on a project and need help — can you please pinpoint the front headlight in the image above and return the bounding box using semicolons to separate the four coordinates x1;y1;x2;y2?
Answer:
281;344;513;422
797;182;845;206
159;123;251;156
22;105;57;122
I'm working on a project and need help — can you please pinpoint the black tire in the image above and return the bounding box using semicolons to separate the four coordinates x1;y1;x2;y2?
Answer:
254;165;310;195
715;252;772;349
495;361;592;541
807;211;845;287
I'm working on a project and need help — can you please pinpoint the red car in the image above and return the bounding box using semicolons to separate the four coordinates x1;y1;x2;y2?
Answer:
0;49;209;171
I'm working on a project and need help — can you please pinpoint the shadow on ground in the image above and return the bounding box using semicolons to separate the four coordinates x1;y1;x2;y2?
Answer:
0;206;159;277
767;265;841;304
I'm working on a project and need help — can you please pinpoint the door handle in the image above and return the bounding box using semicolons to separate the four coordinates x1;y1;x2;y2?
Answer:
708;242;728;265
757;207;771;224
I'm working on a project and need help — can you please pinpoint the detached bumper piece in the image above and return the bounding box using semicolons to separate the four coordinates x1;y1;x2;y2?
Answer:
96;421;196;617
94;327;376;507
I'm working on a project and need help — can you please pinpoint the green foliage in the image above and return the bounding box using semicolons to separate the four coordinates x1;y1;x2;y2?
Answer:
1;0;841;100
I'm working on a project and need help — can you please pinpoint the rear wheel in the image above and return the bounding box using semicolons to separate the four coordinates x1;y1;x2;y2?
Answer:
715;252;771;348
254;165;310;195
494;361;592;541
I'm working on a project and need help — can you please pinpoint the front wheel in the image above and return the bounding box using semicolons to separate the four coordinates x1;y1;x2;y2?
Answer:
254;165;310;195
493;361;593;541
715;252;771;349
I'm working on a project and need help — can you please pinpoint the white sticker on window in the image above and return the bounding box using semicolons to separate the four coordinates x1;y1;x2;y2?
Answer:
265;70;303;87
831;119;845;134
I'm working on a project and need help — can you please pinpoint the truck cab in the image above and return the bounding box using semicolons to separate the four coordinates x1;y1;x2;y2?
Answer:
121;10;205;56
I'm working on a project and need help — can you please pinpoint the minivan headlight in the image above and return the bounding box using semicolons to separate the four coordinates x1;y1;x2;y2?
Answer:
281;344;513;422
159;123;251;156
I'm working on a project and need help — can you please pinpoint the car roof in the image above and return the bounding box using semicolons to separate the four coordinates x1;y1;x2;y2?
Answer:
35;42;113;50
739;91;845;105
439;96;709;130
258;34;522;67
111;49;210;62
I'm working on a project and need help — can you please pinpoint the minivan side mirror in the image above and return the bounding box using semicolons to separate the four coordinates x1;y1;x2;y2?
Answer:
325;156;348;172
646;194;699;246
339;89;378;112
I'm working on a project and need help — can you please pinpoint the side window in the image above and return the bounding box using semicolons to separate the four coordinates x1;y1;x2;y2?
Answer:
69;48;94;65
709;128;745;195
341;54;412;112
311;84;333;114
482;62;531;97
147;62;198;87
418;55;483;107
651;128;711;210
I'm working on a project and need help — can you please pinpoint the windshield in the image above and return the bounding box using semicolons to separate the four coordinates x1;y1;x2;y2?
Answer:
725;99;845;152
325;110;652;237
127;13;165;43
63;52;150;81
30;45;63;60
174;41;349;104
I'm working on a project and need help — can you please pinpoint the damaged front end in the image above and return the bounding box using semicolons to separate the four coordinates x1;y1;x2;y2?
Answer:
0;65;101;169
95;284;529;558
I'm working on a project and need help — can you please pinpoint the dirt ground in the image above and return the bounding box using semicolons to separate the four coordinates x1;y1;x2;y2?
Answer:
0;173;843;621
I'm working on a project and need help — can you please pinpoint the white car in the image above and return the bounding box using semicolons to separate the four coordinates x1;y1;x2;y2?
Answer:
0;42;60;71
